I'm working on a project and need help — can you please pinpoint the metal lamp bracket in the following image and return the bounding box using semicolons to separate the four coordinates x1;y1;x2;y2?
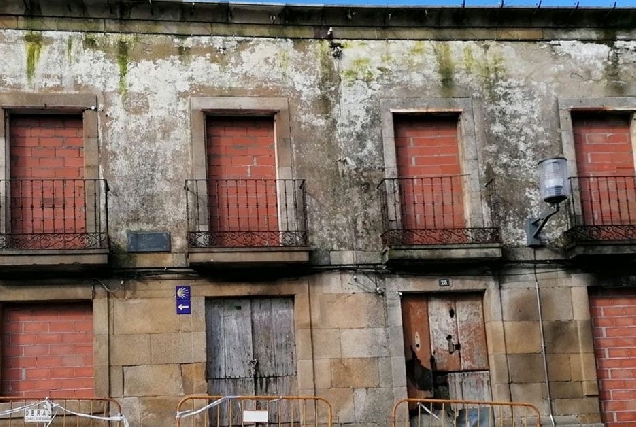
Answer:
525;203;561;247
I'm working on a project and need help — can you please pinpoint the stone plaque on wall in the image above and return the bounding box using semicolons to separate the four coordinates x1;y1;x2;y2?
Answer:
127;231;171;252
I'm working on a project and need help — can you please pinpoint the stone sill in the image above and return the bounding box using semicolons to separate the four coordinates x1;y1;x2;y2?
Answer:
187;246;311;268
566;242;636;260
0;249;109;271
383;244;503;265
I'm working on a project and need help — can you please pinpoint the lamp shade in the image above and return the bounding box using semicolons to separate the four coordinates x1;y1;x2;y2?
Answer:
538;157;569;204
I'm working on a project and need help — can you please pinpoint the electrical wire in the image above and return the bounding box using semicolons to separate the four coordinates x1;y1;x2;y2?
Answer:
91;278;120;294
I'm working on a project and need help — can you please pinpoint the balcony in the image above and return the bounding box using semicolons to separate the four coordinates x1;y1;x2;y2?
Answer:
185;178;310;269
378;176;501;266
0;179;109;271
564;175;636;259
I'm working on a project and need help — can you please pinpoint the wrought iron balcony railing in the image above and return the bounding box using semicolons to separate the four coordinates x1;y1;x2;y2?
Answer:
185;179;308;248
379;176;500;246
565;175;636;244
0;179;109;250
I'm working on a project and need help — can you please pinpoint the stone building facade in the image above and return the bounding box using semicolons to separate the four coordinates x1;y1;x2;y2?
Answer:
1;0;636;425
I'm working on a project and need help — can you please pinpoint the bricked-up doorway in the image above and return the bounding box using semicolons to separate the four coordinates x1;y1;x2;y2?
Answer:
393;114;466;244
0;303;94;398
8;114;86;249
205;298;296;423
590;289;636;426
205;116;279;247
572;112;636;229
402;293;490;406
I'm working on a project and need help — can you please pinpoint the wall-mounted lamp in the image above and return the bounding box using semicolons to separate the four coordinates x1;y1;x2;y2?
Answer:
525;157;569;247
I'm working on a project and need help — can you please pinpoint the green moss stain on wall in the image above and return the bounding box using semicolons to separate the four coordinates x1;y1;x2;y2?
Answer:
478;48;507;98
599;30;626;95
342;41;366;50
318;41;340;115
463;45;476;74
435;44;455;96
278;50;290;77
83;34;98;49
67;37;74;63
342;57;374;84
208;46;230;68
177;45;191;63
25;32;43;82
78;34;144;94
606;47;624;95
410;41;425;56
406;40;427;70
117;39;130;94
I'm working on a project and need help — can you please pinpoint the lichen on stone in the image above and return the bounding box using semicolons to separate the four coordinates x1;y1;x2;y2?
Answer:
24;32;42;82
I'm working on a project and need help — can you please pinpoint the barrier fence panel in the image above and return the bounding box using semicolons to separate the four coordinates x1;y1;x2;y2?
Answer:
176;395;332;427
392;398;541;427
0;396;126;426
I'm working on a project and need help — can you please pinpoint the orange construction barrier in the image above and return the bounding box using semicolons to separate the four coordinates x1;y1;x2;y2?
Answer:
0;396;126;426
176;395;332;427
392;398;541;427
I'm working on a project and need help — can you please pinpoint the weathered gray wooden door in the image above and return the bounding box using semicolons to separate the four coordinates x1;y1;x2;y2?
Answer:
428;294;489;372
205;298;297;397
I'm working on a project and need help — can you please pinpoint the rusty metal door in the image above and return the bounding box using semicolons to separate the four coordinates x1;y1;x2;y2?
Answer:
205;298;296;397
402;294;434;400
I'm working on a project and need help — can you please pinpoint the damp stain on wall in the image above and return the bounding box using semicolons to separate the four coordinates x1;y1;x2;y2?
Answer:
25;32;43;82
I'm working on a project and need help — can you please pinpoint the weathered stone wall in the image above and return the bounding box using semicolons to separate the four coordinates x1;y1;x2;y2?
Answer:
0;9;634;255
1;1;635;426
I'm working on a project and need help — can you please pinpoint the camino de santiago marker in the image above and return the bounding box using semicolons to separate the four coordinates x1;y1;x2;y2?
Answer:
176;285;192;315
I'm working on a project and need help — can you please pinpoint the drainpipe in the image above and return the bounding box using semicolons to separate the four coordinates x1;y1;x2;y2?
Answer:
533;249;556;427
307;280;317;397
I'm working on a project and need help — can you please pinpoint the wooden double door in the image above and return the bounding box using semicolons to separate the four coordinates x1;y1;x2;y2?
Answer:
205;297;297;397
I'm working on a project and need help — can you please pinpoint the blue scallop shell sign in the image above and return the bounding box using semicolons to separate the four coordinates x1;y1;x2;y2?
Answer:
176;285;191;315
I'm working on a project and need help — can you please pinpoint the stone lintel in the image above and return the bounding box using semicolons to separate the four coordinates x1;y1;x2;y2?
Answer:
0;249;108;270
